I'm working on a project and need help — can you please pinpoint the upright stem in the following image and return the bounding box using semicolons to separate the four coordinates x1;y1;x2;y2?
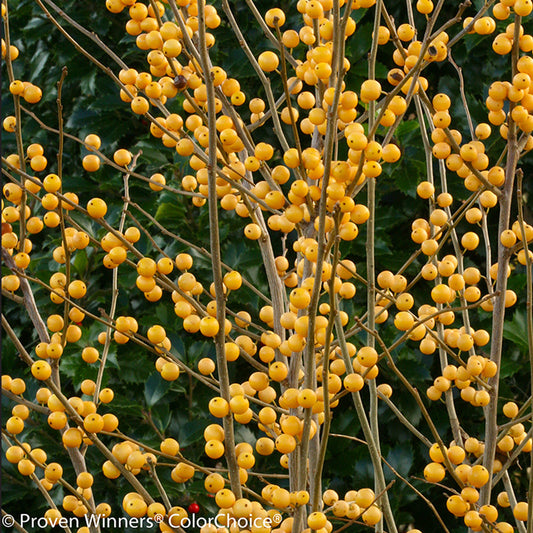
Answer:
481;16;521;506
298;0;345;492
56;68;69;388
198;0;241;498
94;154;137;403
517;170;533;533
414;97;463;446
502;471;527;533
311;233;341;511
366;4;388;532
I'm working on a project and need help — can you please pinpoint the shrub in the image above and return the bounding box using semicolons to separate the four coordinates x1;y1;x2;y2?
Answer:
2;0;533;532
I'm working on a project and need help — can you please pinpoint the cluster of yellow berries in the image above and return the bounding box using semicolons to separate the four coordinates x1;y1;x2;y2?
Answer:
7;78;43;104
2;16;42;109
421;411;531;529
2;374;119;526
2;37;42;138
4;436;111;519
3;373;115;435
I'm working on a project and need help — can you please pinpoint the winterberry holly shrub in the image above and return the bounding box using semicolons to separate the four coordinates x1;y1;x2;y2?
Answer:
2;0;533;532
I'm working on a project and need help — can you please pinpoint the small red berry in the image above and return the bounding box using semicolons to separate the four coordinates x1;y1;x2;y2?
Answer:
188;503;200;514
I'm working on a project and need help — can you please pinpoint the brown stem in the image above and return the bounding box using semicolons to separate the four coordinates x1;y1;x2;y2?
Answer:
480;16;522;506
198;0;241;498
